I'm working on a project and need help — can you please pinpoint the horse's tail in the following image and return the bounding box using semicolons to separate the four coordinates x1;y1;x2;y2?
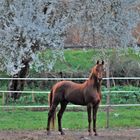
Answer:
48;89;56;130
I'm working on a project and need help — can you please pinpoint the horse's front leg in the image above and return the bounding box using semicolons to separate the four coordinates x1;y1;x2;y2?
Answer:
87;104;92;136
93;104;99;136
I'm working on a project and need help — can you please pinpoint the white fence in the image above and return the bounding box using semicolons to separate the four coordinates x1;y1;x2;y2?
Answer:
0;77;140;127
0;77;140;107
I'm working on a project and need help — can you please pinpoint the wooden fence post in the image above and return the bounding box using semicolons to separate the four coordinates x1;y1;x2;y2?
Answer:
2;92;5;105
106;60;110;128
2;92;5;111
32;91;35;103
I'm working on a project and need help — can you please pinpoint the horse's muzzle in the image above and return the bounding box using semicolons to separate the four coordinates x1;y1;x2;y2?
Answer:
98;78;102;81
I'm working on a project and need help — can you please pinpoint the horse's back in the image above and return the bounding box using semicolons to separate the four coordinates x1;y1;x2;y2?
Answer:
51;81;73;100
52;80;86;105
52;80;74;92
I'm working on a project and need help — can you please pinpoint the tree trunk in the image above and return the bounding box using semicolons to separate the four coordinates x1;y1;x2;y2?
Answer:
6;59;29;103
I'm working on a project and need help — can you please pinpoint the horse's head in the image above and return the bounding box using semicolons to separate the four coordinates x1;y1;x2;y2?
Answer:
90;60;105;81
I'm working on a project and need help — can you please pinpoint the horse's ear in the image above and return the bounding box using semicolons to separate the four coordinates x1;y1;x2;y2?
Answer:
102;60;104;65
96;60;100;65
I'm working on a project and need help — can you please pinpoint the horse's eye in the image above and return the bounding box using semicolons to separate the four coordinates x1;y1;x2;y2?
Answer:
96;68;99;71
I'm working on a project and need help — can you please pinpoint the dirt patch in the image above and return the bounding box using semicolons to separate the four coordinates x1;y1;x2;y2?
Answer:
0;129;140;140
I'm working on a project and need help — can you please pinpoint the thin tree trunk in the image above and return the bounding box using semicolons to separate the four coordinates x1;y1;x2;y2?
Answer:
6;59;29;103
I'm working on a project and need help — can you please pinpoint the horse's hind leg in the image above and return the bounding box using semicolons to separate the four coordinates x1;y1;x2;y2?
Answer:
57;101;68;135
47;103;58;135
87;104;92;136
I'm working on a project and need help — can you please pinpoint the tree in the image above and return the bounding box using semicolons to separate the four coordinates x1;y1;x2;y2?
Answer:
0;0;71;74
0;0;71;100
0;0;140;100
64;0;140;48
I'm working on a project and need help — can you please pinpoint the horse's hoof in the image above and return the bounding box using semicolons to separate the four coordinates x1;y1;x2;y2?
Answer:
61;131;65;135
47;131;51;135
94;133;98;136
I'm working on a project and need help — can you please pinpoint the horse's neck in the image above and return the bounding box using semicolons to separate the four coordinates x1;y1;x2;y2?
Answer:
94;79;101;92
88;75;101;92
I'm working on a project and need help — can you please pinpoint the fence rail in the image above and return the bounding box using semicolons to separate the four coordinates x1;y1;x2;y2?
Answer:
0;77;140;107
0;77;140;128
0;77;140;80
0;91;140;108
0;104;140;109
0;90;140;94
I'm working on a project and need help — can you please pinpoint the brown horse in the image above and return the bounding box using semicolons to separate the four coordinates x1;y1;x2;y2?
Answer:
47;60;105;136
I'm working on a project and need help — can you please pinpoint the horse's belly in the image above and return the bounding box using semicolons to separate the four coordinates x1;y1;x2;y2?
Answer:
69;100;86;106
65;92;86;105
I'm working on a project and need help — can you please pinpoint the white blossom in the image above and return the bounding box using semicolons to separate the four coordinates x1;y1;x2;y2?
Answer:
0;0;140;75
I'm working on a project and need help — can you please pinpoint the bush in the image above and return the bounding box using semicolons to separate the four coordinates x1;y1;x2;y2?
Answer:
5;93;48;105
102;86;140;104
4;86;140;106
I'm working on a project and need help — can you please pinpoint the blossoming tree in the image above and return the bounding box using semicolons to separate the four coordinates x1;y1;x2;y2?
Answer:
0;0;140;100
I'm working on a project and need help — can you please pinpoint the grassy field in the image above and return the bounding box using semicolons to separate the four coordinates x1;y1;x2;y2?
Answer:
38;48;140;73
0;107;140;130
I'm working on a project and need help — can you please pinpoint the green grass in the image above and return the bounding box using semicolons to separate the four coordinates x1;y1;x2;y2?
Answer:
0;109;46;130
39;49;100;72
109;107;140;128
57;49;96;72
37;48;140;73
0;107;140;130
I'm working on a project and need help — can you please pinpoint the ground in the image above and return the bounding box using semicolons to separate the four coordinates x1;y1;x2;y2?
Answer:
0;129;140;140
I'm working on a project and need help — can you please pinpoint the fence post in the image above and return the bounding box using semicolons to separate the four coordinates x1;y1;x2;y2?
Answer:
106;60;110;128
32;91;35;103
2;92;5;105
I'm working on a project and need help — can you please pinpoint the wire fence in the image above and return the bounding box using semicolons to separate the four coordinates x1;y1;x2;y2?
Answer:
0;77;140;128
0;77;140;108
0;77;140;80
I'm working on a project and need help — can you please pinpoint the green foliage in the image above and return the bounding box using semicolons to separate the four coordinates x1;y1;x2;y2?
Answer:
101;86;140;104
108;48;140;77
5;93;48;105
2;86;139;106
34;93;48;104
